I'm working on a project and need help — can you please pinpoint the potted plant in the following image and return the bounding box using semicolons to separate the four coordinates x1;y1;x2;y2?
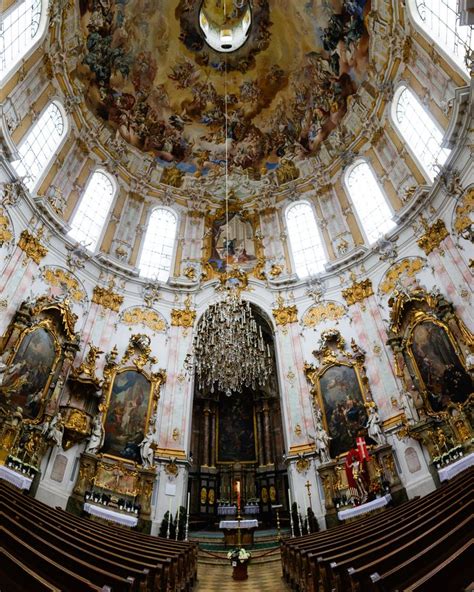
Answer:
227;547;251;580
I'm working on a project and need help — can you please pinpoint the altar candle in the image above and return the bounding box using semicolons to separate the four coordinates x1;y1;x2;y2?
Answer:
236;480;241;510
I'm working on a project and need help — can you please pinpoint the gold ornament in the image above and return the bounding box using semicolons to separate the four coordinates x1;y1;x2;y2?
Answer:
379;258;425;295
453;188;473;239
42;268;86;303
18;229;47;264
121;307;167;333
0;208;13;245
273;296;298;326
302;301;346;328
64;409;89;434
417;219;449;255
92;286;124;312
342;278;374;305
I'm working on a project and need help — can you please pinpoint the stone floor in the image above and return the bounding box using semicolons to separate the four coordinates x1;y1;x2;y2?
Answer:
194;560;290;591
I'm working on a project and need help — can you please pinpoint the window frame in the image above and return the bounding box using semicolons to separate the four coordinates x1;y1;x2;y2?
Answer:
0;0;50;84
13;99;68;192
390;83;450;183
67;168;118;254
343;158;396;246
137;206;179;283
284;199;328;279
406;0;472;80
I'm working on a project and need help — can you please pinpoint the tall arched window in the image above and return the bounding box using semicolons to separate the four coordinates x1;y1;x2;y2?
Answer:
392;85;450;181
139;208;178;282
286;202;327;278
68;170;116;252
0;0;48;82
410;0;472;75
345;161;396;244
12;101;67;191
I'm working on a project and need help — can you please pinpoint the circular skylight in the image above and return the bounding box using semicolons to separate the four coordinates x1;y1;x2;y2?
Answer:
199;1;252;53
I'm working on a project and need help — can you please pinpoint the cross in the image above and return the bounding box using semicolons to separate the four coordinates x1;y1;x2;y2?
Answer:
356;436;369;460
305;480;313;510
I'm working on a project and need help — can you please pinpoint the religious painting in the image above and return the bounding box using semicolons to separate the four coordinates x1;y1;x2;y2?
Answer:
217;391;256;463
408;321;472;413
208;212;257;273
1;327;57;419
102;370;152;462
318;364;368;458
93;462;138;496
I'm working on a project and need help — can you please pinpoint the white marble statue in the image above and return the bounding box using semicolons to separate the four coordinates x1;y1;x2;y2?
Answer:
400;390;419;424
139;427;156;469
47;412;64;448
366;406;386;447
312;408;332;463
86;413;104;454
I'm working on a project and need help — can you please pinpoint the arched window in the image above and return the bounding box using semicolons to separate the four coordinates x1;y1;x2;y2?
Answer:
410;0;472;74
12;101;67;191
139;208;178;282
345;161;395;244
0;0;47;82
286;202;327;278
392;85;450;181
68;170;116;252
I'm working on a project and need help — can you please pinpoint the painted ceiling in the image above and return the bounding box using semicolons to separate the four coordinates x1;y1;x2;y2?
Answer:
73;0;370;181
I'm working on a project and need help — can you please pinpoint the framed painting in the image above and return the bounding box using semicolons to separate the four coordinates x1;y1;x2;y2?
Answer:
217;390;257;464
206;211;257;273
102;369;153;462
317;363;369;458
93;461;138;496
2;326;58;419
408;320;472;412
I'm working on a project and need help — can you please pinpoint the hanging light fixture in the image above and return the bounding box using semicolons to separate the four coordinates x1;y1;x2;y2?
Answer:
189;36;272;397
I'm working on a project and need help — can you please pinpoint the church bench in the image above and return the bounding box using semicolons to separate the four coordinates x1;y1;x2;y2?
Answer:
1;525;117;592
281;468;474;592
0;547;62;592
2;503;154;592
310;480;473;592
338;500;473;592
0;481;195;592
369;523;473;592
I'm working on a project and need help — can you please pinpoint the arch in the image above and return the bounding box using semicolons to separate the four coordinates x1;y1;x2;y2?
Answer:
391;85;450;182
138;207;178;283
0;0;49;83
407;0;472;77
285;201;327;279
344;160;396;245
68;169;117;252
12;100;68;191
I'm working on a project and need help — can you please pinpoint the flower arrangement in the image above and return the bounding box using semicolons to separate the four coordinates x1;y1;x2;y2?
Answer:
227;547;251;565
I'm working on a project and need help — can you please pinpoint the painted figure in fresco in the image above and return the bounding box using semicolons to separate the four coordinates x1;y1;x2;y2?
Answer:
410;322;472;412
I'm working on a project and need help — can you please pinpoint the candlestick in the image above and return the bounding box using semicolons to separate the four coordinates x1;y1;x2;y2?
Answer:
175;504;180;540
185;492;190;542
288;487;295;538
166;496;172;539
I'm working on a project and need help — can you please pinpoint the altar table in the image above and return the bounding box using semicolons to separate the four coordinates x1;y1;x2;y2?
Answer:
0;465;33;491
219;519;258;547
438;452;474;482
84;502;138;527
337;494;392;521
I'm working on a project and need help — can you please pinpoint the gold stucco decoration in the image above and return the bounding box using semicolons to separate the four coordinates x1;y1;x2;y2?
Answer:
121;306;167;333
18;229;48;264
342;278;374;306
0;208;13;245
417;219;449;255
171;297;196;328
453;188;473;240
302;301;347;328
92;286;124;312
42;267;86;303
272;296;298;326
379;257;425;295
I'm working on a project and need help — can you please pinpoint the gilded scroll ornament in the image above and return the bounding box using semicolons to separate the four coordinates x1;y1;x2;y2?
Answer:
0;208;13;245
417;219;449;255
171;307;196;328
453;188;473;241
18;229;48;264
92;286;124;312
302;301;346;328
42;268;86;303
342;278;373;305
379;257;425;295
272;295;298;326
121;307;167;333
64;409;88;434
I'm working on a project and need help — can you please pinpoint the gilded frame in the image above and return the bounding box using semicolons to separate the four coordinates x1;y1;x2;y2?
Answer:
3;320;62;423
93;460;139;496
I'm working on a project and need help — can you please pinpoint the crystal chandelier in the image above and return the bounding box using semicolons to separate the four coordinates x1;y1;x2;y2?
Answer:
193;288;272;397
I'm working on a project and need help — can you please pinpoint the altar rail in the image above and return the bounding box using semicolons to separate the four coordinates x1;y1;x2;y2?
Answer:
0;480;197;592
281;467;473;592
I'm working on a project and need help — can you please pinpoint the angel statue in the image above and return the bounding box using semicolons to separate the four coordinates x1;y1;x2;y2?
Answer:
139;427;156;469
400;390;419;425
47;412;64;448
86;413;104;455
366;405;387;447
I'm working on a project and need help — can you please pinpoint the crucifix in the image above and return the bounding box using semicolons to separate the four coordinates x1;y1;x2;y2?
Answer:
305;480;313;510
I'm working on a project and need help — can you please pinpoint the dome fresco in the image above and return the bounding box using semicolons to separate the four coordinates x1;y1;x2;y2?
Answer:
74;0;370;179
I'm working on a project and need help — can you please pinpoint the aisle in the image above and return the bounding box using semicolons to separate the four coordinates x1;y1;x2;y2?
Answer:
194;560;290;591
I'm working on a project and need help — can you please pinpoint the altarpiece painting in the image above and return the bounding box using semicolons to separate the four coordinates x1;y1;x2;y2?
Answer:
217;391;256;463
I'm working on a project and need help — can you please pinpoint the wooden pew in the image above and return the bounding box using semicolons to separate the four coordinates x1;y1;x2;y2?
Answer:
0;547;63;592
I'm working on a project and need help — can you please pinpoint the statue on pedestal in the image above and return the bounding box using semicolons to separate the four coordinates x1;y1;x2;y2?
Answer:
366;405;386;447
312;408;332;463
47;412;64;448
139;427;156;469
400;390;419;425
86;413;104;454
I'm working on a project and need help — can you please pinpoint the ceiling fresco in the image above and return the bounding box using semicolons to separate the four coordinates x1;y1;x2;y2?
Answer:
74;0;370;178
